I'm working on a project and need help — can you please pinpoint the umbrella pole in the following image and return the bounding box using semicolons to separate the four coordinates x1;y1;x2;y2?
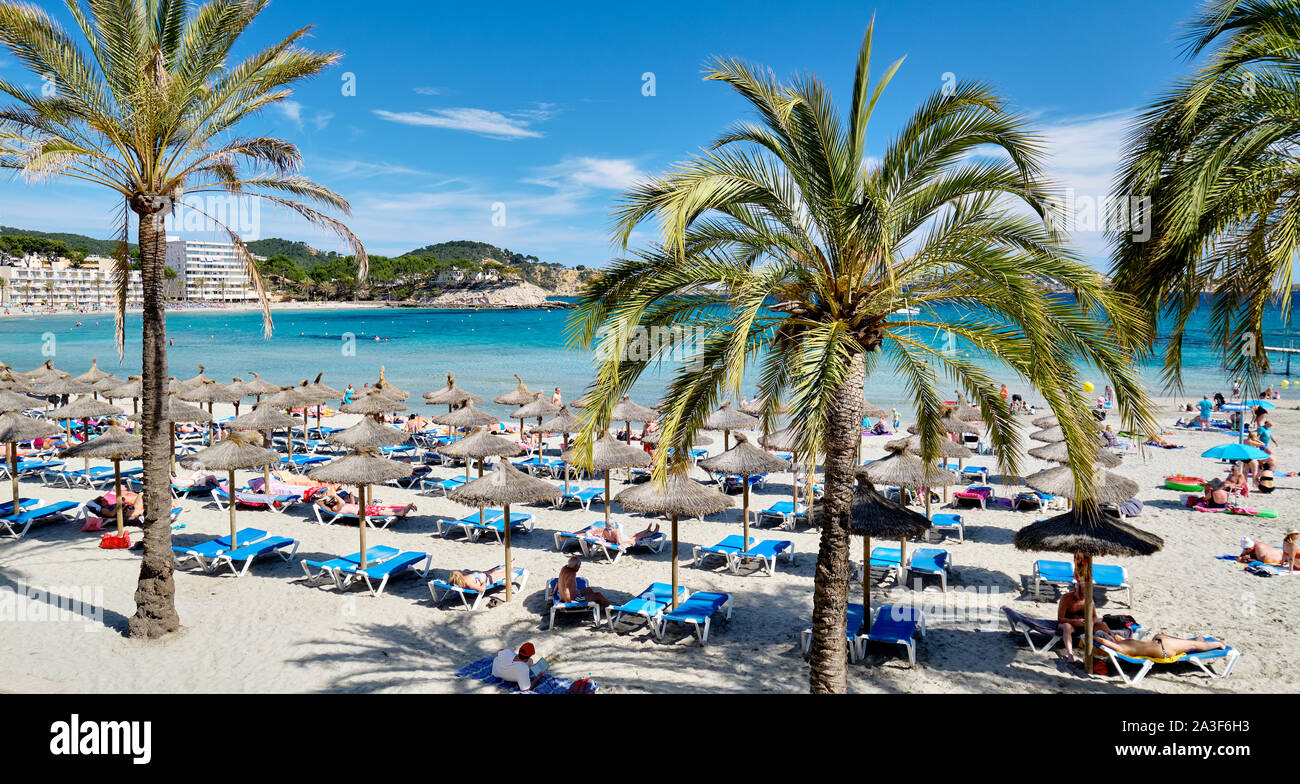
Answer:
604;471;612;527
864;534;872;632
792;448;799;512
670;513;680;610
228;468;237;547
742;480;750;545
478;462;485;526
115;459;124;538
359;484;368;569
504;503;513;602
170;429;176;474
263;432;272;491
1083;555;1095;676
9;442;18;515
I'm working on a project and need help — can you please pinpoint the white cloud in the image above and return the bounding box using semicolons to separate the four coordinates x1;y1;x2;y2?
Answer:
525;156;647;191
274;100;303;129
311;111;335;132
1038;110;1138;264
413;87;441;96
371;107;547;140
310;159;430;179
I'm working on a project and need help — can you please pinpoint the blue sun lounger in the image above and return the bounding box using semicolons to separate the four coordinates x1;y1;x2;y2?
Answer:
905;548;952;591
1098;637;1240;685
439;509;505;537
607;583;689;632
40;464;112;487
1033;559;1131;606
547;576;602;629
0;500;78;539
930;512;964;542
338;550;431;596
692;534;755;570
421;475;467;496
429;566;530;611
554;486;604;511
720;474;767;492
211;487;301;513
801;602;867;662
3;459;63;480
279;454;331;470
464;513;535;544
0;497;41;517
861;605;925;666
208;536;300;577
655;591;732;645
580;525;665;563
553;521;599;553
728;538;795;576
173;528;269;570
856;546;905;585
756;500;808;529
300;545;400;588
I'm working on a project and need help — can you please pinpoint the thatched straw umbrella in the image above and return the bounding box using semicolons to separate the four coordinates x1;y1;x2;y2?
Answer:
813;481;931;630
103;376;141;414
609;395;658;442
424;372;483;426
857;443;957;565
1029;425;1067;443
90;374;125;397
434;401;498;436
512;396;559;450
1028;441;1123;468
0;389;38;412
615;465;732;609
0;411;59;514
861;397;889;420
75;358;116;399
532;405;581;449
1025;465;1138;504
1032;414;1059;429
640;429;713;448
494;374;539;409
1015;506;1163;674
51;396;123;472
738;396;785;416
61;425;142;539
240;372;281;403
304;373;345;431
906;407;981;437
561;433;651;527
448;460;558;602
698;433;790;543
182;431;281;550
309;448;413;568
339;385;407;420
179;378;242;444
14;360;56;380
760;426;807;513
164;396;214;473
37;375;92;414
887;434;972;502
439;427;523;503
230;403;299;491
703;401;757;452
0;369;40;394
325;416;408;451
261;384;316;454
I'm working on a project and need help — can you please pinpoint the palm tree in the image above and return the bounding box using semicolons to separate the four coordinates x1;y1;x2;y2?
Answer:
22;281;31;307
0;276;8;306
194;277;206;302
0;0;367;638
44;279;56;308
1111;0;1300;389
569;25;1155;692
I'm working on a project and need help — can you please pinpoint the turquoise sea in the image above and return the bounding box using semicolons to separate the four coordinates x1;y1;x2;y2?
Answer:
0;296;1296;419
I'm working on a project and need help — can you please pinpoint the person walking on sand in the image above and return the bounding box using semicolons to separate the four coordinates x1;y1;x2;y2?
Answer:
1196;395;1214;431
551;387;562;407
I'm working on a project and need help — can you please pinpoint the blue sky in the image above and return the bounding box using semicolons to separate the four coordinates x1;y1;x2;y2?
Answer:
0;0;1200;267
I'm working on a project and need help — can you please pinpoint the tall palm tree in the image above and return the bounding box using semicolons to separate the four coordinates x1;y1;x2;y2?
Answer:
0;0;367;638
1111;0;1300;389
22;280;31;306
569;25;1155;692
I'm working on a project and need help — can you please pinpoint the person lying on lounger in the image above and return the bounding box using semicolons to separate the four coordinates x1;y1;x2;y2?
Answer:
90;490;143;523
271;471;337;491
557;556;611;608
1237;537;1285;565
597;519;661;548
448;566;508;592
319;488;416;518
172;470;220;488
1093;630;1226;659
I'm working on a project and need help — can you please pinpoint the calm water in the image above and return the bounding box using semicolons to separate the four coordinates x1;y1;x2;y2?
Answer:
1;297;1296;418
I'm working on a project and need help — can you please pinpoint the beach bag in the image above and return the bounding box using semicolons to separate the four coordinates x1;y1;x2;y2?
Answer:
567;678;598;694
1092;659;1109;676
81;516;106;533
99;531;131;549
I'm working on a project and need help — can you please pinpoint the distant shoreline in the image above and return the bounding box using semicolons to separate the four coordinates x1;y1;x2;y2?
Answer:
0;298;575;320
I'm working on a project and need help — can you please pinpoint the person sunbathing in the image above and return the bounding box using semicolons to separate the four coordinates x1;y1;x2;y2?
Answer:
172;470;219;488
1057;582;1115;662
1094;631;1226;659
597;519;661;548
1237;536;1285;565
447;566;508;592
1224;465;1248;495
320;488;416;518
90;490;143;522
1200;479;1230;509
271;470;336;490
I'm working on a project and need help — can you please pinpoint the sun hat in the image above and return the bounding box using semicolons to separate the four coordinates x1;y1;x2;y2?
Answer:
1241;537;1254;549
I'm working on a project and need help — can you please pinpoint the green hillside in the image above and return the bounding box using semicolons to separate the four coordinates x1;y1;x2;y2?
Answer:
0;225;134;257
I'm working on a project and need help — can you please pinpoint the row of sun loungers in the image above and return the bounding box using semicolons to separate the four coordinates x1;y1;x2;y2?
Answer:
546;579;734;644
799;603;926;665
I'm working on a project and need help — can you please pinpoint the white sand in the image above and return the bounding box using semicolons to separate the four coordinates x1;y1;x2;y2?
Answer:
3;397;1298;694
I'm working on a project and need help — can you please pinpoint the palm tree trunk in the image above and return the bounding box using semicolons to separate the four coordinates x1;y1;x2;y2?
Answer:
808;351;864;693
128;208;180;639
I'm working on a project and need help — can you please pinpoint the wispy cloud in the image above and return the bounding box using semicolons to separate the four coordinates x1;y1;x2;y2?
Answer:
273;100;333;132
525;156;647;191
413;87;442;96
310;158;431;179
371;104;555;140
1038;109;1137;263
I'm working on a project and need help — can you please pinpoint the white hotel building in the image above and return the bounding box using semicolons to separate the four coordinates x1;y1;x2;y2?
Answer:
165;237;258;302
0;255;144;309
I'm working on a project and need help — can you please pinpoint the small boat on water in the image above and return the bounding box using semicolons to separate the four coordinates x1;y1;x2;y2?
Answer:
893;306;920;315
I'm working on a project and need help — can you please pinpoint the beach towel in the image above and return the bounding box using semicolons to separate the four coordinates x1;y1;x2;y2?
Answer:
454;656;589;694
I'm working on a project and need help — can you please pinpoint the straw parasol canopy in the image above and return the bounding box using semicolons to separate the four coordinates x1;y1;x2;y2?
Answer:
52;396;122;425
306;372;344;400
886;435;971;460
614;465;733;609
448;460;559;602
179;378;242;405
435;401;498;430
1032;414;1060;429
326;417;409;450
493;374;539;407
610;395;658;426
698;433;790;542
1014;505;1163;673
440;426;522;461
0;411;61;514
37;375;93;397
813;480;932;630
240;371;282;398
759;426;799;451
90;374;125;393
0;389;38;412
370;367;409;401
861;397;889;419
60;425;143;538
953;402;984;422
532;405;580;435
562;433;651;525
309;448;414;569
702;401;757;450
0;369;40;394
1028;441;1123;467
857;443;957;490
424;372;483;407
1029;426;1067;443
906;407;980;436
181;431;276;548
1024;465;1138;503
230;403;299;431
640;429;713;447
511;396;559;448
16;360;57;379
340;386;408;417
738;396;787;416
164;396;214;423
75;358;115;385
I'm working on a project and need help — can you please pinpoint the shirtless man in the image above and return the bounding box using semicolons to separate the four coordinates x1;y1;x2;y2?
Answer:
1057;581;1113;661
556;556;611;608
1095;630;1226;659
1237;536;1284;565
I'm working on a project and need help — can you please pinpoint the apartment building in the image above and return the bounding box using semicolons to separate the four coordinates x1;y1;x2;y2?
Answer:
165;237;260;302
0;255;144;309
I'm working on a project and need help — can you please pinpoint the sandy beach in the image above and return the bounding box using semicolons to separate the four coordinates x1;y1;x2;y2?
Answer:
3;395;1297;694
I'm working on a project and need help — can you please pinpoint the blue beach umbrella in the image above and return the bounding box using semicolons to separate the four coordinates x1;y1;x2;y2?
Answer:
1201;443;1270;462
1240;399;1276;409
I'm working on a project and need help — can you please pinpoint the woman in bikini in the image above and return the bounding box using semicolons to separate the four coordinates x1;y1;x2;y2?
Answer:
598;519;661;548
1094;630;1226;659
321;487;416;518
448;566;508;592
